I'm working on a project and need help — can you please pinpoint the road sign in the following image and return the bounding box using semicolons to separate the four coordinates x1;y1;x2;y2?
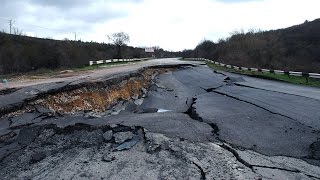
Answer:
145;47;154;53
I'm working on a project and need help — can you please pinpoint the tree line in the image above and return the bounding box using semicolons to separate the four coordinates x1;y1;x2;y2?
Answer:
182;19;320;73
0;32;177;75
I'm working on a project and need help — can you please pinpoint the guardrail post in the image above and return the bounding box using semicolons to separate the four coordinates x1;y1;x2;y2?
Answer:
302;72;309;84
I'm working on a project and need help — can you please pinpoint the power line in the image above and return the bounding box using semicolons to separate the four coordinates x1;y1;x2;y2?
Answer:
0;18;66;33
0;17;84;41
14;22;67;32
0;17;11;20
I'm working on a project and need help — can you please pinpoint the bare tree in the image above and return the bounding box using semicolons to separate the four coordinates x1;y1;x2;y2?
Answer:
107;32;130;58
13;27;24;36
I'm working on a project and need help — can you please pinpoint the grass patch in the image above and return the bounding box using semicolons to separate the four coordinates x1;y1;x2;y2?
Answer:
206;62;320;88
74;61;130;72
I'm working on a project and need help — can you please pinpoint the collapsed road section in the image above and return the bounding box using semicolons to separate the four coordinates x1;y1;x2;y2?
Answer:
0;59;320;179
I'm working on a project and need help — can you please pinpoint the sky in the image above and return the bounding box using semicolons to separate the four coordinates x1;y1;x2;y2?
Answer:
0;0;319;51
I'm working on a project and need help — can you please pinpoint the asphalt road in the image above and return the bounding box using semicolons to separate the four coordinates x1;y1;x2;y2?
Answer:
0;58;319;179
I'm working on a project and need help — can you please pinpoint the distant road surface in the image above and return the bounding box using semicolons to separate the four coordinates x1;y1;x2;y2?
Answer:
1;58;192;89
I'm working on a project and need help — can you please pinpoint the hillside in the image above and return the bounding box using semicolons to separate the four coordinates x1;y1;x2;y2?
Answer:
184;18;320;72
0;33;176;75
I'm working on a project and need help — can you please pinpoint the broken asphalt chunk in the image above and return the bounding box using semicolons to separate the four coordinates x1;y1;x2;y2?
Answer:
30;151;46;164
16;127;40;146
113;131;134;144
10;113;40;128
114;135;140;151
103;130;113;142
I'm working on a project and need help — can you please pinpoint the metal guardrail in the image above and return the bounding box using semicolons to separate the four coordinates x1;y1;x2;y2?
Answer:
184;58;320;79
89;57;152;66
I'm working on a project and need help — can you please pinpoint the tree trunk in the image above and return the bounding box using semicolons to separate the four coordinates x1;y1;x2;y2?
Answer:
117;45;122;59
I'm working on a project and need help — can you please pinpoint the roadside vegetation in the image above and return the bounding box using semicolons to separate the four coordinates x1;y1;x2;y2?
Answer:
206;61;320;88
181;18;320;73
0;32;177;75
0;60;132;82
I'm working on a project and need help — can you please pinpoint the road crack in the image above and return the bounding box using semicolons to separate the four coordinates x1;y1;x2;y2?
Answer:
218;143;254;171
185;97;203;122
192;162;206;180
234;83;320;102
252;165;320;179
212;90;296;121
200;85;224;92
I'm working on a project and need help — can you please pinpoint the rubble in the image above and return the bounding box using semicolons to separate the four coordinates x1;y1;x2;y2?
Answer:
114;131;134;144
103;130;113;142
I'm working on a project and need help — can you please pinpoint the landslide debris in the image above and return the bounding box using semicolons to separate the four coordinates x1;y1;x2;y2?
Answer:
32;69;158;114
1;67;175;118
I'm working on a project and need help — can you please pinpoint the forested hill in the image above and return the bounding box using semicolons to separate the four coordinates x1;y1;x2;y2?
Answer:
0;33;176;75
184;18;320;73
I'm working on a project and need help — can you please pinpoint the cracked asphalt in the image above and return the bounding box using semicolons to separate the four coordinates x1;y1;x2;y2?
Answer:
0;58;320;179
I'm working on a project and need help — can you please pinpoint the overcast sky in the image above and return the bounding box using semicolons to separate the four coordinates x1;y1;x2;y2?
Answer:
0;0;319;51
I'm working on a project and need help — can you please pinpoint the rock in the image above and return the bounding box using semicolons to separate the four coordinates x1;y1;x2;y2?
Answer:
110;124;118;129
123;101;138;112
141;88;147;94
30;152;46;164
141;88;147;98
35;105;53;115
132;95;139;100
103;130;113;142
102;153;115;162
16;127;40;146
113;131;134;144
110;112;119;115
114;135;140;151
0;117;10;131
85;112;102;118
109;101;126;115
148;84;158;91
134;99;144;106
73;129;104;145
10;113;40;128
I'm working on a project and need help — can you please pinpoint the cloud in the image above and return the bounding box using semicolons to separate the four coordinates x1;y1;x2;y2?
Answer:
0;1;28;18
28;0;94;9
81;0;320;51
216;0;262;3
0;0;319;51
0;0;129;39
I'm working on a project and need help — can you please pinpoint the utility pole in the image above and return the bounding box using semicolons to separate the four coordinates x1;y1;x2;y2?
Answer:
74;32;77;41
9;20;14;34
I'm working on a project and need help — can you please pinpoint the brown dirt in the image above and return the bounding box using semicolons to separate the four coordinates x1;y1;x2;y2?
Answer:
33;69;169;114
